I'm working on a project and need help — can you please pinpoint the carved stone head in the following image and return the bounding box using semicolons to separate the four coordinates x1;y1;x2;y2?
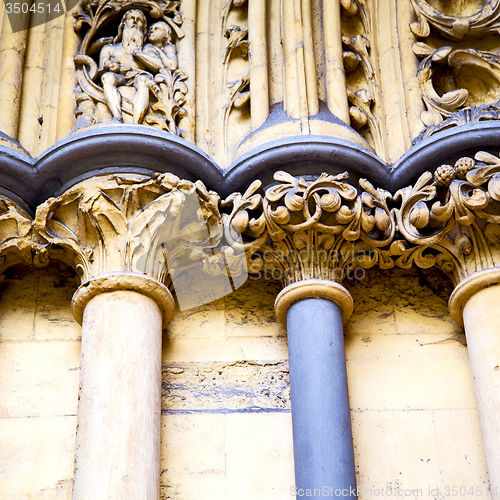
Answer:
148;21;172;46
114;9;148;45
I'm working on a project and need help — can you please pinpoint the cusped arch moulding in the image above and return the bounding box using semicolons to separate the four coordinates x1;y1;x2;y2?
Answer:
2;121;500;209
219;119;500;197
0;125;223;213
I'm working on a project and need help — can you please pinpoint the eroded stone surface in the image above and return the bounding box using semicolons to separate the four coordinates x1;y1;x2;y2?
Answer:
162;361;290;412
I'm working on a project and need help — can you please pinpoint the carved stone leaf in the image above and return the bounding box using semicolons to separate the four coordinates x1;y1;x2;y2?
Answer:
412;41;435;58
269;206;290;226
488;174;500;201
319;192;341;212
284;190;304;212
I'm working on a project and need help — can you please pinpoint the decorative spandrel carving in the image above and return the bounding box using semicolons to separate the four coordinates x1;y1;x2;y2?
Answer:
223;171;396;286
32;174;224;287
410;0;500;40
413;43;500;140
74;1;187;135
411;0;500;141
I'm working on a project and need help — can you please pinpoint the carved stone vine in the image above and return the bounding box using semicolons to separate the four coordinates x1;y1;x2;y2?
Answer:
32;174;224;288
1;157;500;300
411;1;500;142
221;0;250;152
341;0;383;153
73;0;188;135
221;154;500;292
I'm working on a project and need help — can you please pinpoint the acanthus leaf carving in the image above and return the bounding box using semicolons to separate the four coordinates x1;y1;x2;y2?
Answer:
0;197;44;275
32;174;224;292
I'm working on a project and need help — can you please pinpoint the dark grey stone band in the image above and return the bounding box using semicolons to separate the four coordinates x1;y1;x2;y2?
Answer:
1;120;500;211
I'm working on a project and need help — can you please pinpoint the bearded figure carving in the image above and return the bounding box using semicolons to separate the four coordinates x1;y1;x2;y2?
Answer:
74;1;187;135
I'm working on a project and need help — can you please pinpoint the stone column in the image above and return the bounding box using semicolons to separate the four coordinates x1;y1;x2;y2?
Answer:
449;269;500;499
275;280;357;498
71;273;174;499
33;173;222;499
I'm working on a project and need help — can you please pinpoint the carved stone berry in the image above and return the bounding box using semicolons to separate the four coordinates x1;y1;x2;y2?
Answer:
454;157;476;180
434;164;455;187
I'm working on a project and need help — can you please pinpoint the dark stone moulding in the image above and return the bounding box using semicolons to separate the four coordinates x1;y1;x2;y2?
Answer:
1;121;500;211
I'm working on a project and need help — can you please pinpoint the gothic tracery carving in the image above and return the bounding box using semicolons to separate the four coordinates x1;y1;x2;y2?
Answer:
74;0;187;135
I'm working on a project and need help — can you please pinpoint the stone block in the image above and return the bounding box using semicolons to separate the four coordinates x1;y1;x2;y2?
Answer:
345;333;476;411
34;265;80;341
434;409;491;496
224;277;284;338
0;416;76;499
162;337;289;364
0;271;37;341
167;299;225;339
351;409;442;498
160;414;226;499
225;413;294;500
0;341;80;418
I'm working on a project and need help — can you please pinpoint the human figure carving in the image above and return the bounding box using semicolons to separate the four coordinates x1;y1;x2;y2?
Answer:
140;21;178;74
98;10;176;124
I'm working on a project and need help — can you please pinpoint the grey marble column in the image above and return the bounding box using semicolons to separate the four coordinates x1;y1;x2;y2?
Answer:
275;280;357;499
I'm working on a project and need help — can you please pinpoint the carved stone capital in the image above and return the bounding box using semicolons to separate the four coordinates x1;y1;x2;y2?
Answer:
33;173;223;290
393;152;500;321
224;170;396;287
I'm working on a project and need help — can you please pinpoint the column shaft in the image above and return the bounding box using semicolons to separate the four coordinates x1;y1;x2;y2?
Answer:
72;290;163;500
463;285;500;498
287;297;357;498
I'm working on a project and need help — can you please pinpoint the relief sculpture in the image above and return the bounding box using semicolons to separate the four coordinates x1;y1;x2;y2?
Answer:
411;0;500;142
74;0;187;135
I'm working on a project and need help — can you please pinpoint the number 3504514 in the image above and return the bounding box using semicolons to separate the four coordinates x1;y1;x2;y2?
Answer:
5;2;61;13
